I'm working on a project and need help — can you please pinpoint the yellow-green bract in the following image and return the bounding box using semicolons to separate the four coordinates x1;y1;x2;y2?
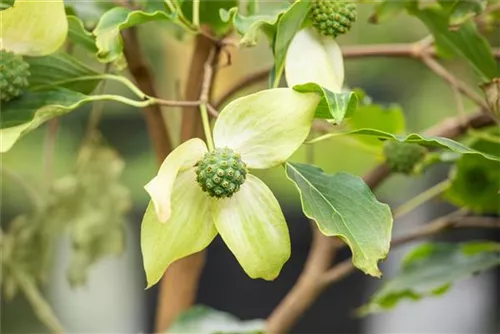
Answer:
140;88;320;287
285;27;345;93
0;0;68;56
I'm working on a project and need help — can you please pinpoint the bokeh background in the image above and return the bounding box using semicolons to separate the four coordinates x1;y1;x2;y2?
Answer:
1;1;499;333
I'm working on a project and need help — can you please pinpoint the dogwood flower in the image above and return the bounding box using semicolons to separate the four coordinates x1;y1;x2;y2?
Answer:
285;27;345;93
141;88;320;287
1;0;68;56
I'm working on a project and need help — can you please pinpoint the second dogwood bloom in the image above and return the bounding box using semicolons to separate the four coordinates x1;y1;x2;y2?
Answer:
141;88;320;287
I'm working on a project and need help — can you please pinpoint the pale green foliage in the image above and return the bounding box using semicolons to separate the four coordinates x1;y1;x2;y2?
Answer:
311;128;500;162
445;129;500;214
359;242;500;314
167;305;265;334
293;83;357;122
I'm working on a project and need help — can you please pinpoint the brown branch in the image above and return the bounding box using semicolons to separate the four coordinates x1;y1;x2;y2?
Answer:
341;43;427;58
154;33;222;333
180;34;220;142
266;110;495;333
321;214;500;286
215;44;500;110
214;67;270;109
267;226;342;333
122;28;172;164
420;55;489;109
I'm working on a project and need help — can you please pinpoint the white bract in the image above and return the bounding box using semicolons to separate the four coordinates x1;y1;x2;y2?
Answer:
0;0;68;56
285;27;345;93
141;88;320;287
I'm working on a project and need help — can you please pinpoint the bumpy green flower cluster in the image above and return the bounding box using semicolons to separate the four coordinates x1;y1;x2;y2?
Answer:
196;147;248;198
383;141;428;174
309;0;357;38
0;50;30;102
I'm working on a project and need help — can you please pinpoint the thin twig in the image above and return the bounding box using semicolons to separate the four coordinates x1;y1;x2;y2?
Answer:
215;43;500;111
206;103;220;117
154;99;202;107
393;179;452;219
420;55;489;109
214;67;270;109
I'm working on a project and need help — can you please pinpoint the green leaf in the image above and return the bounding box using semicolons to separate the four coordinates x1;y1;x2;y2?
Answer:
369;1;409;24
272;0;311;87
167;305;265;334
439;0;486;28
0;89;105;152
93;7;192;63
67;15;98;53
359;241;500;314
293;83;358;123
409;3;497;81
0;89;86;152
219;5;288;47
310;128;500;162
65;1;114;27
285;162;393;277
26;53;100;94
445;130;500;214
346;104;406;148
180;0;237;36
0;0;15;11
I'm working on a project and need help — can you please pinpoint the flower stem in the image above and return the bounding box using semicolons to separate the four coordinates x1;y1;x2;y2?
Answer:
393;179;452;219
192;0;200;27
200;103;214;151
88;94;156;108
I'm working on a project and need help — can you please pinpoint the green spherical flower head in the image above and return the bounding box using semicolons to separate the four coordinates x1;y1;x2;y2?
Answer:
0;50;30;102
196;147;248;199
309;0;357;38
383;141;428;175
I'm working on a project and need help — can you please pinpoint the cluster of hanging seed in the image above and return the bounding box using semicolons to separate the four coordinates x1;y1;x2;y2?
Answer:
196;147;248;198
0;50;30;102
309;0;357;38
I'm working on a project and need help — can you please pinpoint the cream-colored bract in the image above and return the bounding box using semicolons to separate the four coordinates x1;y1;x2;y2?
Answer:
145;138;207;223
213;88;320;169
0;0;68;56
141;170;217;288
285;28;345;93
141;88;321;286
211;174;291;280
